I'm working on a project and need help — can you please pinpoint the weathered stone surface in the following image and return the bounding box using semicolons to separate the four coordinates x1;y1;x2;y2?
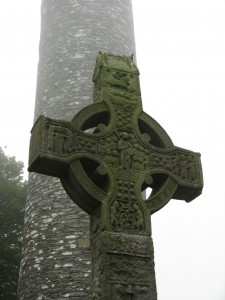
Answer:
28;52;203;300
18;1;136;299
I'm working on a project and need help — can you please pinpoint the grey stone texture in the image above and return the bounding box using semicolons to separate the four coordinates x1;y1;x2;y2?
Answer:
18;1;136;299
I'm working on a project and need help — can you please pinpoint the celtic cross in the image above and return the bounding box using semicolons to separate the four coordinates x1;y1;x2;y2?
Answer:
29;52;203;299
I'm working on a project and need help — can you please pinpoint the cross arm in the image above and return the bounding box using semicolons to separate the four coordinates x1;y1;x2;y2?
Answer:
149;146;203;200
143;145;203;213
28;115;107;214
28;115;73;177
170;147;203;201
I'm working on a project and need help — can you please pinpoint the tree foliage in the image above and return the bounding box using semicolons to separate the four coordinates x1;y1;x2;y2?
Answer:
0;147;27;299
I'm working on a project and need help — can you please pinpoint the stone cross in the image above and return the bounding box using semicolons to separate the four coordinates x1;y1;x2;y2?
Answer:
29;52;203;300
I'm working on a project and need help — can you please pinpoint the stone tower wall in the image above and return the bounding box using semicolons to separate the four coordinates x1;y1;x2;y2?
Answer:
18;1;136;299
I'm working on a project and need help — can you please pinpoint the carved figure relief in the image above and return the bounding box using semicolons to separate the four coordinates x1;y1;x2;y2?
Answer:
112;283;150;300
110;200;144;233
117;132;133;169
48;126;72;154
